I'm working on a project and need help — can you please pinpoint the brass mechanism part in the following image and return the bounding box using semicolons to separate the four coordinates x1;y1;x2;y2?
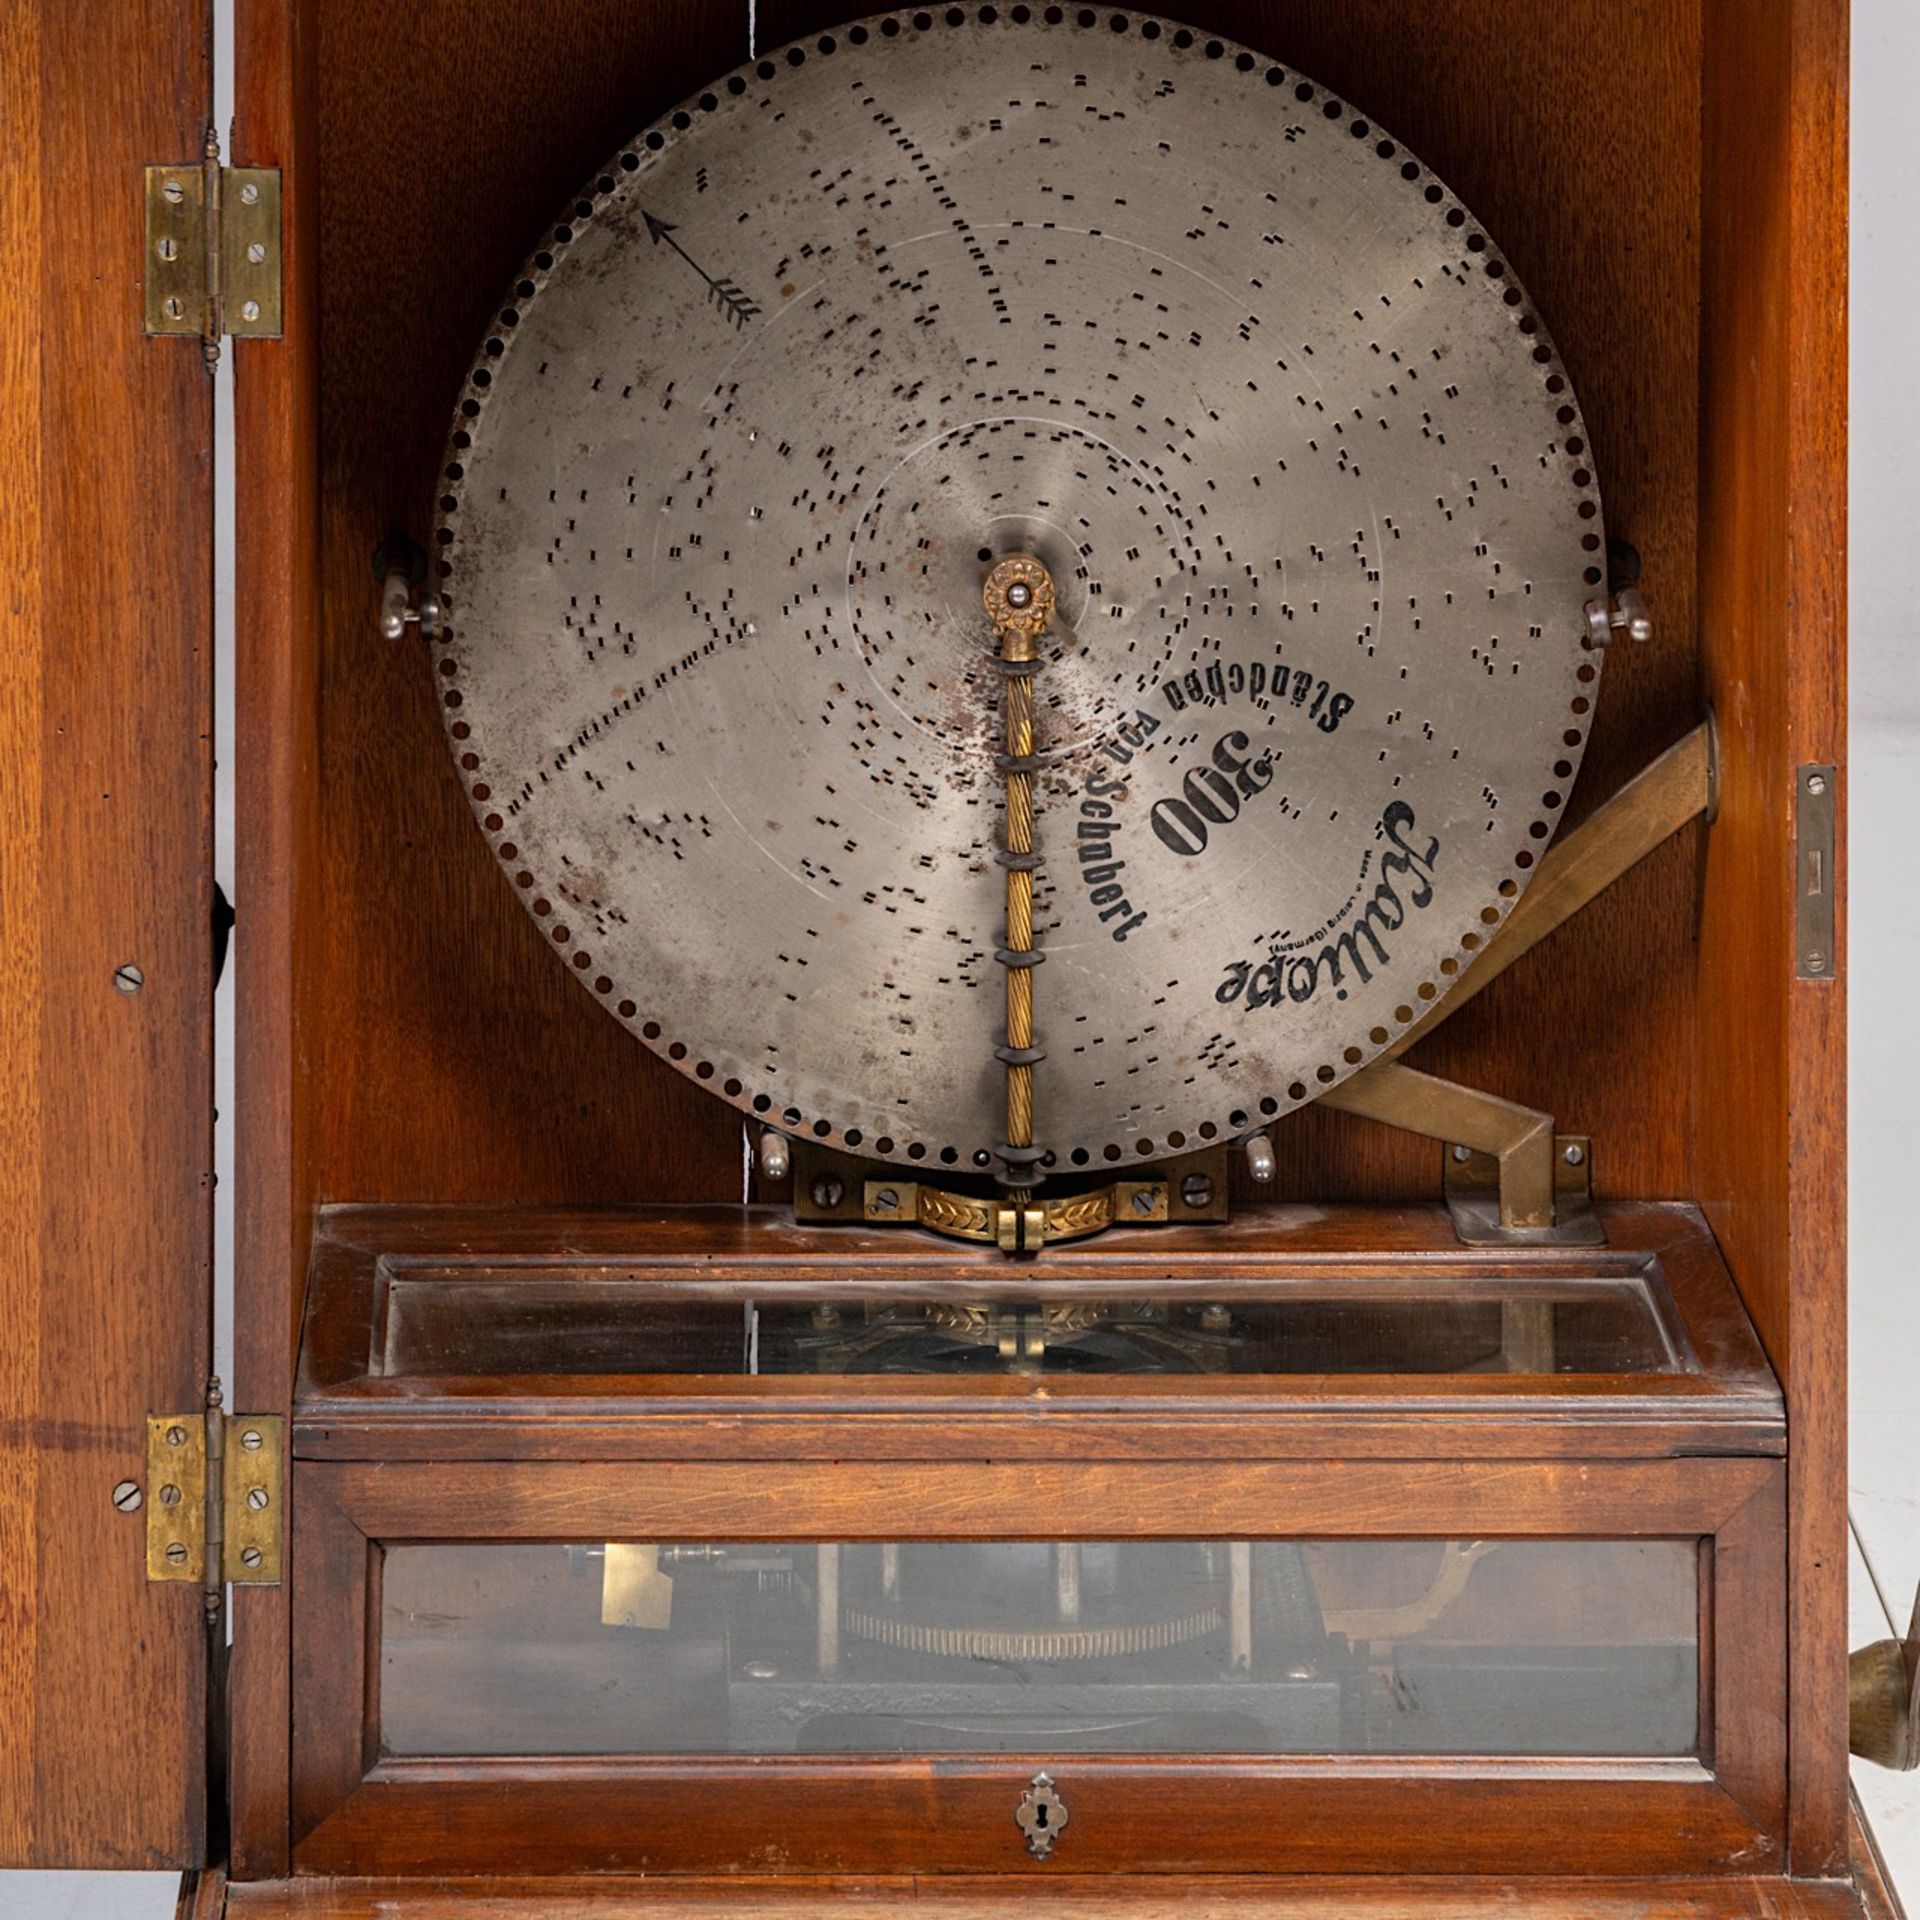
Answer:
145;1406;283;1592
1323;1062;1598;1242
1320;720;1714;1243
1385;721;1715;1065
1323;1541;1501;1642
1851;1582;1920;1772
983;555;1054;1203
844;1605;1224;1663
791;1140;1224;1250
145;136;282;354
601;1545;676;1630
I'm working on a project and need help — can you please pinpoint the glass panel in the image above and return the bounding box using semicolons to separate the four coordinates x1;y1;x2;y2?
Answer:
379;1538;1698;1759
377;1269;1685;1378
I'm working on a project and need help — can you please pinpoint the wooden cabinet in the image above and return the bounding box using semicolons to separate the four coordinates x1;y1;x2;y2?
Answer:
2;0;1876;1913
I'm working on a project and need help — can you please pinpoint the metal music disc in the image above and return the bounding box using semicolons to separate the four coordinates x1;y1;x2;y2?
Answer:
433;8;1604;1172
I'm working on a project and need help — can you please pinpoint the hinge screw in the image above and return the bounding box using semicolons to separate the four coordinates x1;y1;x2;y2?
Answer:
246;1487;270;1511
112;1481;142;1513
158;1482;181;1508
239;181;259;206
240;1546;264;1570
162;179;184;204
239;1428;264;1452
165;1542;189;1567
114;964;145;994
164;1424;188;1447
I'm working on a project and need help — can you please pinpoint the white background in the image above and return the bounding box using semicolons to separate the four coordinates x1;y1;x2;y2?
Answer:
5;0;1915;1910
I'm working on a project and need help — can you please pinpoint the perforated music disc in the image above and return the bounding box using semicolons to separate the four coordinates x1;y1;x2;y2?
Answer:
433;8;1605;1173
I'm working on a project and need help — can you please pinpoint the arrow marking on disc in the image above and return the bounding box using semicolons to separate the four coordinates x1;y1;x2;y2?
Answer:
645;210;762;329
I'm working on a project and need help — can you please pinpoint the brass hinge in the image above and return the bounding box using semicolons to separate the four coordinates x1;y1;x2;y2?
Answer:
145;129;282;359
146;1388;283;1606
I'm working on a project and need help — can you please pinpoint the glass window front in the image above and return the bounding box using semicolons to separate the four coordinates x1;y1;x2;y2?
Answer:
375;1270;1686;1379
378;1536;1699;1761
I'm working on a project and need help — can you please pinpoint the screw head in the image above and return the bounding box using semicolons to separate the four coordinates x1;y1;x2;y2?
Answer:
1562;1142;1586;1167
159;1482;182;1508
240;1546;264;1570
114;964;145;994
162;179;185;204
156;237;178;262
240;299;261;323
164;1424;188;1447
872;1186;900;1213
246;241;266;265
246;1487;270;1511
1806;951;1828;973
112;1481;142;1513
809;1174;845;1209
240;1428;264;1451
239;181;260;205
1130;1187;1158;1215
165;1542;189;1567
1180;1172;1214;1208
1806;772;1828;796
1450;1143;1473;1164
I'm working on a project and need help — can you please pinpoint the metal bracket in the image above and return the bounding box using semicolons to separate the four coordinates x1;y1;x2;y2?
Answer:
1796;764;1838;979
1583;587;1654;647
145;136;282;357
374;536;444;640
1323;1061;1601;1246
146;1402;283;1598
1442;1132;1601;1249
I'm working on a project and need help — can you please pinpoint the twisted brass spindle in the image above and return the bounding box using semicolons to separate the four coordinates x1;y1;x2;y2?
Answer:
982;557;1054;1197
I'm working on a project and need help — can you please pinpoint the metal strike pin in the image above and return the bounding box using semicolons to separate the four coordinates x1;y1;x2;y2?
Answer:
1243;1131;1276;1183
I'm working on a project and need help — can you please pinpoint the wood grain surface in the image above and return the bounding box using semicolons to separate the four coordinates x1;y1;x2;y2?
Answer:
231;0;321;1879
222;1850;1893;1920
1696;0;1852;1872
226;0;1852;1893
0;0;214;1870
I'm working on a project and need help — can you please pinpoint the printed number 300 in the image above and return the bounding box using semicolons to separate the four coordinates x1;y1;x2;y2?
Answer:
1150;731;1273;857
